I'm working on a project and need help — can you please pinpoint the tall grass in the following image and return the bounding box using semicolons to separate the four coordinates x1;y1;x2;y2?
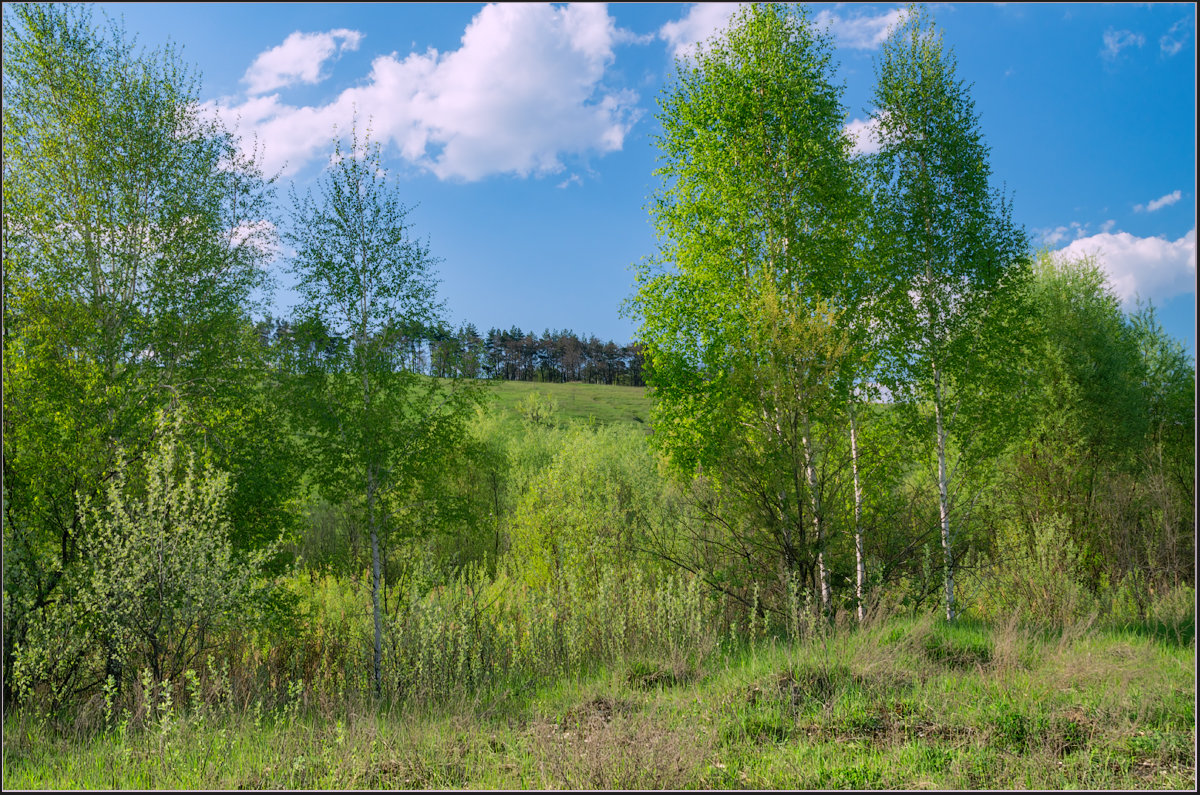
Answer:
375;564;719;706
6;593;1193;790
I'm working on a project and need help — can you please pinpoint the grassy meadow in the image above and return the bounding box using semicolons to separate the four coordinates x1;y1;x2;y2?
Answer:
6;4;1195;792
4;377;1194;790
485;379;651;428
4;606;1193;790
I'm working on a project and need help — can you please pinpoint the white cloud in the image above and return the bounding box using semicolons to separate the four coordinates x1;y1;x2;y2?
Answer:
658;4;907;62
1056;228;1196;305
243;29;363;95
1036;222;1089;247
212;4;640;181
614;27;656;46
845;116;882;156
814;6;909;49
658;3;742;61
1134;189;1183;213
230;219;278;257
1160;16;1192;56
1101;28;1144;61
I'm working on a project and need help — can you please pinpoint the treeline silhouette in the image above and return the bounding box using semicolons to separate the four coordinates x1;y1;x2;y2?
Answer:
256;317;645;386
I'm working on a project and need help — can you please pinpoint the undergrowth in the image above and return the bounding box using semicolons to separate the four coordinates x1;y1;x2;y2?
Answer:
5;600;1193;790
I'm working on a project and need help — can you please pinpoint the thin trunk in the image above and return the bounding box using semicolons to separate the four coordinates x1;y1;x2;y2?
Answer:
933;366;955;622
800;411;830;612
363;340;383;699
368;464;383;700
849;405;865;622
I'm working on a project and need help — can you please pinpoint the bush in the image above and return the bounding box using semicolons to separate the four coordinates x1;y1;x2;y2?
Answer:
88;414;273;683
516;391;559;427
506;423;663;589
973;514;1093;627
12;413;273;707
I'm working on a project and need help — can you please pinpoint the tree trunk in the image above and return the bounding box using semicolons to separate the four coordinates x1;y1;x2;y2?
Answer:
933;367;955;622
849;405;865;622
368;465;383;699
800;411;831;612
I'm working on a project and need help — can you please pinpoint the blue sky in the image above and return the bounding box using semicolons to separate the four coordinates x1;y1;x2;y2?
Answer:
91;2;1196;350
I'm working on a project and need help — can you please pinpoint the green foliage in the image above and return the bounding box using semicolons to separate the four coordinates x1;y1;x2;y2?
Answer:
81;413;272;683
870;6;1031;398
633;2;865;473
1130;303;1196;470
506;423;662;589
2;2;282;702
868;4;1032;620
974;251;1195;621
11;412;270;706
515;390;559;427
282;121;485;696
631;2;872;615
1025;251;1148;464
976;514;1092;628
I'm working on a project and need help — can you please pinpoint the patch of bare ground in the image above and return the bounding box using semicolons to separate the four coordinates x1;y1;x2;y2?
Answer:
356;749;471;789
558;695;636;729
529;696;711;789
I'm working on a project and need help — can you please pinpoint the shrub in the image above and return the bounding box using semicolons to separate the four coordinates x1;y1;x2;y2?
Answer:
974;513;1093;628
79;412;270;687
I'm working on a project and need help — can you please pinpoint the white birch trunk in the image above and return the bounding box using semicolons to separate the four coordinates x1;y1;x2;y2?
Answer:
800;411;831;612
933;367;955;622
849;406;865;622
368;465;383;699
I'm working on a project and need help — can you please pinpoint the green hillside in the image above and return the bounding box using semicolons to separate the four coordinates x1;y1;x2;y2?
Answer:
485;380;651;428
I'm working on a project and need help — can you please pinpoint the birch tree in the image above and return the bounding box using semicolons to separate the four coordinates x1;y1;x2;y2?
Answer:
3;3;280;701
868;5;1030;621
630;3;868;612
285;124;480;698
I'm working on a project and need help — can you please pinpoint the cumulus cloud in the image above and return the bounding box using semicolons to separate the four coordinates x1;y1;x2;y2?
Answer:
212;4;640;181
1101;28;1144;61
243;29;363;95
658;3;742;60
1035;221;1089;247
1134;189;1183;213
1160;16;1192;56
814;6;909;49
1056;228;1196;305
658;4;907;62
845;116;882;155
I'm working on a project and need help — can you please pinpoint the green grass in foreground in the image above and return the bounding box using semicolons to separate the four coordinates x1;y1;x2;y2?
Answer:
485;379;650;428
5;614;1194;790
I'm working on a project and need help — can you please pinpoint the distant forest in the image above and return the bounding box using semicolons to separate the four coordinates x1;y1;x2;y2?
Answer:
255;317;646;386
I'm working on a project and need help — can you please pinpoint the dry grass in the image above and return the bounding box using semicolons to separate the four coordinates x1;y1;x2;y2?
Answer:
4;608;1194;790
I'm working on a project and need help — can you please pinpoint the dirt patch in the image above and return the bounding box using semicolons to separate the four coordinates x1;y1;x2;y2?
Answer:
755;664;913;711
801;704;978;746
530;711;711;789
1045;708;1097;757
559;695;635;730
765;664;848;708
625;659;696;690
358;754;469;789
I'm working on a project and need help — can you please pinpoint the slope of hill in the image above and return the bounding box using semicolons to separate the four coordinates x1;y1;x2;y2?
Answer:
486;380;651;428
